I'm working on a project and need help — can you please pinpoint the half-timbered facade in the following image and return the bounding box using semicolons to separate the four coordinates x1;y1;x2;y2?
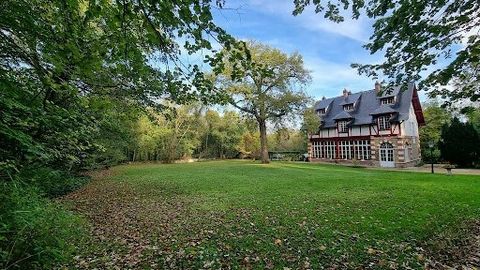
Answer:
308;82;425;168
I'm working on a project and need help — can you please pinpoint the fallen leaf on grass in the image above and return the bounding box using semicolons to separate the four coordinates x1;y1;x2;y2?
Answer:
417;254;425;261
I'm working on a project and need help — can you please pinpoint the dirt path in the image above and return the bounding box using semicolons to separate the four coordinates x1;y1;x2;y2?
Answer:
391;165;480;176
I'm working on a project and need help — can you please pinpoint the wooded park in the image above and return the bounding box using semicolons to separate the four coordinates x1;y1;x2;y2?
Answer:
1;0;479;269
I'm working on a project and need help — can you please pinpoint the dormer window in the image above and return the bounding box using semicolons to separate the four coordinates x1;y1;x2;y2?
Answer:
380;97;395;105
343;104;354;111
378;115;391;130
338;120;348;133
317;108;326;115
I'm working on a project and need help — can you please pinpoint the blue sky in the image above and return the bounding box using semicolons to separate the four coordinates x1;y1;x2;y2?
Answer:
209;0;384;101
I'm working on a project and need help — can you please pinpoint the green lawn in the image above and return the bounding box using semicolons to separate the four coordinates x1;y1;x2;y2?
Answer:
65;160;480;269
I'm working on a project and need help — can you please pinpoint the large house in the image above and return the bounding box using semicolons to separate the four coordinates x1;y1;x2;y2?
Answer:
308;82;425;168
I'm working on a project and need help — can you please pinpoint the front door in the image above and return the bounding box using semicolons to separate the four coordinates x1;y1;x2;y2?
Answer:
379;142;395;167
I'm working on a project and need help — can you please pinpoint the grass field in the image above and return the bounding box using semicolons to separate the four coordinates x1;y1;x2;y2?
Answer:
63;160;480;269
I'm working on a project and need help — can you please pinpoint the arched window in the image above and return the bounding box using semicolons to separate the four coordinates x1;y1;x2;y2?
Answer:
380;142;393;149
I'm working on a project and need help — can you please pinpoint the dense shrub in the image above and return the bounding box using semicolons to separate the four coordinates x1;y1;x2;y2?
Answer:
0;182;85;269
18;167;90;198
440;117;480;167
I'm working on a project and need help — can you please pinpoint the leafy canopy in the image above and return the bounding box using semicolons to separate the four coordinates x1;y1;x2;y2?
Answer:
217;41;311;162
221;41;311;122
0;0;241;176
293;0;480;102
419;101;452;162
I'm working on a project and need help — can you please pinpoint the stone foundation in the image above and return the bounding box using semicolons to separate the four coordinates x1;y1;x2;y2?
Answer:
310;158;421;168
308;135;421;168
310;158;375;167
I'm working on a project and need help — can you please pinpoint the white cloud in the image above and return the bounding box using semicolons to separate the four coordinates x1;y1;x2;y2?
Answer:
303;56;375;99
244;0;373;43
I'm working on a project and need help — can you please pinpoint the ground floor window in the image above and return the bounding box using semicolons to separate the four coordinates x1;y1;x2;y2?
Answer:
355;140;371;160
339;141;353;159
312;139;371;160
312;141;320;158
326;141;336;159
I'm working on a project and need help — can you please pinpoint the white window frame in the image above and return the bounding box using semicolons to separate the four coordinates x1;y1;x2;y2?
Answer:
339;141;353;160
343;104;354;111
380;97;395;105
378;115;391;131
354;140;371;160
380;142;394;163
326;141;336;159
338;121;348;133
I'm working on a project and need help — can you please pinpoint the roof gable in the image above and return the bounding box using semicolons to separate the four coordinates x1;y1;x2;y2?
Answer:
378;86;401;98
333;111;353;120
339;92;361;105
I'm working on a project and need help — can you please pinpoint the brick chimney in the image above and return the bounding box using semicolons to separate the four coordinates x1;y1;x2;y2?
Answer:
375;81;381;94
342;88;349;97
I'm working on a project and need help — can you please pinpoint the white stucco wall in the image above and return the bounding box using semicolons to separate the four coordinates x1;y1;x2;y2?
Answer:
401;103;419;137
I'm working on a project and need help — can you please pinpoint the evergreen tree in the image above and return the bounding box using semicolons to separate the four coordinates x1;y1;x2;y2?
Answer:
439;117;480;167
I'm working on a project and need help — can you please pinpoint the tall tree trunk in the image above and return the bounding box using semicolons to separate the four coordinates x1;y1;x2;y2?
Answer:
258;119;269;163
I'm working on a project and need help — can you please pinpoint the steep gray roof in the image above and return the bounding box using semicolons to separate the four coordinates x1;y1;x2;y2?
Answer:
378;86;401;98
370;105;397;115
314;98;333;110
339;92;361;105
316;83;417;128
332;111;353;120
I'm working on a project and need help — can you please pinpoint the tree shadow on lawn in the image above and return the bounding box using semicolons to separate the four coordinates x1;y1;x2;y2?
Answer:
61;171;480;269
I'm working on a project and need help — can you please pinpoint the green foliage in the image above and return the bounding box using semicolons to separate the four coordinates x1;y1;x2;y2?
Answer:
0;71;97;176
116;106;259;162
293;0;480;103
268;128;306;153
219;41;312;163
18;167;89;198
440;117;480;167
0;1;247;268
237;131;261;159
81;97;141;169
199;110;248;158
0;0;241;178
461;106;480;133
124;105;204;163
419;101;452;162
301;107;321;136
0;182;85;269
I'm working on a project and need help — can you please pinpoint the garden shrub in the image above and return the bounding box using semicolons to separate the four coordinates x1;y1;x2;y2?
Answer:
0;182;86;269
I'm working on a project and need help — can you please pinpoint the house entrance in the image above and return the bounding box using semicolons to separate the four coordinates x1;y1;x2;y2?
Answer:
379;142;395;167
